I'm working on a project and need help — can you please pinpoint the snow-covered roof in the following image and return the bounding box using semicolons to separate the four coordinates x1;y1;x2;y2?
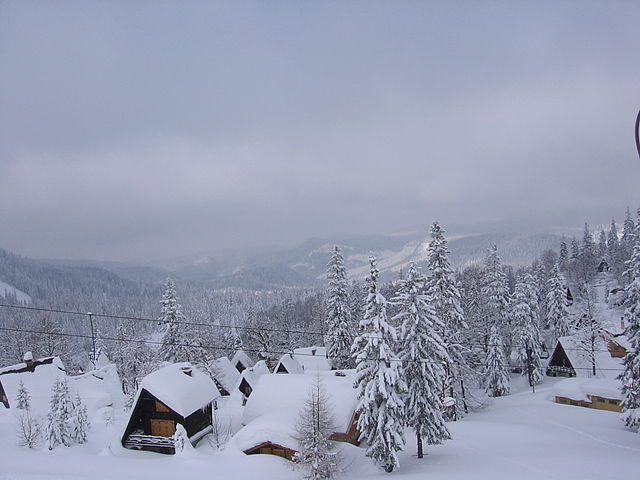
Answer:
231;350;254;371
241;371;358;441
138;363;221;417
274;353;303;374
68;363;126;412
234;409;297;452
0;356;66;411
551;336;622;379
553;378;622;402
293;346;332;371
211;356;240;393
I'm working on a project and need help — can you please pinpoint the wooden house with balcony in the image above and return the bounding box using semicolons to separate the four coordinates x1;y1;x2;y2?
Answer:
121;363;221;454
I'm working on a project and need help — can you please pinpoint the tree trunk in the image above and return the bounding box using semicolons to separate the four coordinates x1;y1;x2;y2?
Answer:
417;431;423;459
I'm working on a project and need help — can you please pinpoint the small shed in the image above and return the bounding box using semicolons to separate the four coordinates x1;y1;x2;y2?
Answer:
231;350;254;374
234;371;360;461
227;360;270;407
546;336;622;379
553;378;623;412
121;363;221;454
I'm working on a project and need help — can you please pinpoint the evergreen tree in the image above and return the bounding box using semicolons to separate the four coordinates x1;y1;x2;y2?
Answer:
546;263;570;342
512;278;544;386
574;285;604;377
393;263;450;458
484;325;510;397
608;218;619;257
570;237;580;261
597;229;607;259
45;377;74;450
559;237;569;272
158;277;191;363
352;257;406;473
71;393;90;444
15;380;31;411
482;245;511;354
326;246;353;369
619;221;640;430
424;221;468;420
293;376;340;480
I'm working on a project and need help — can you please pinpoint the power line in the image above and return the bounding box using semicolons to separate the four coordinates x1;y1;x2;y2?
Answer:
0;325;626;373
0;302;627;355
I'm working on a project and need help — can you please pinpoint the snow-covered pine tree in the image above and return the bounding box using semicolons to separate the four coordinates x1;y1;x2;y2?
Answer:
159;277;191;363
484;325;510;397
619;220;640;431
293;375;339;480
352;257;406;472
574;285;604;377
424;221;468;421
482;245;511;354
45;377;74;450
15;380;31;410
571;237;580;262
393;262;450;458
546;263;570;343
326;246;353;369
512;278;544;387
71;393;90;444
559;237;569;272
598;229;607;259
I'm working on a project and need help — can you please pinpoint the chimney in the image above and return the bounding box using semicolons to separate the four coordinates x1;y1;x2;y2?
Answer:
23;351;34;369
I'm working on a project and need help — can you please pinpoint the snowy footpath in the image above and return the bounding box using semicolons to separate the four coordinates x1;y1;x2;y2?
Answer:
1;377;638;480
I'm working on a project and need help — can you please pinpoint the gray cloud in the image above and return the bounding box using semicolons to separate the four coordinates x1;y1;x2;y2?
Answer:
0;1;638;261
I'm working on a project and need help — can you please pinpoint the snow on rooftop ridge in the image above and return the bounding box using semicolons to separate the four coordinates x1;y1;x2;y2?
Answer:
231;350;254;370
139;363;221;417
211;356;240;393
274;353;304;374
293;346;332;371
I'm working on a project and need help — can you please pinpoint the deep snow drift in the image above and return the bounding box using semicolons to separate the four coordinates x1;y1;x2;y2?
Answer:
0;376;638;479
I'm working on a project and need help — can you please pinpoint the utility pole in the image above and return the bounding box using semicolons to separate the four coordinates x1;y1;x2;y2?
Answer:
88;312;96;365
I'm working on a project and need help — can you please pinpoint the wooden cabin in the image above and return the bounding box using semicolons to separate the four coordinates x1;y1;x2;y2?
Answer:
245;441;296;460
121;363;220;454
274;353;303;374
231;350;254;374
553;378;623;412
546;336;622;378
235;371;360;461
0;354;66;408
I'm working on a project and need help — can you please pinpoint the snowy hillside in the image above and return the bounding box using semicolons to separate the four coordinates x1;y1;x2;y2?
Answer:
0;279;31;304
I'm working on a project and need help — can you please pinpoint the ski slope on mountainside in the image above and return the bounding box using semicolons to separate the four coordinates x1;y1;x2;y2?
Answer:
0;376;638;479
0;279;31;304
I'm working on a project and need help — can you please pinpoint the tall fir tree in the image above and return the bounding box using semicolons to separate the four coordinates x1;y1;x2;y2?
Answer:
71;393;90;444
512;278;544;386
293;376;340;480
619;220;640;430
159;277;191;363
484;325;510;397
546;263;570;342
326;246;353;369
559;237;569;272
574;285;604;377
393;263;450;458
424;221;468;420
15;380;31;410
598;229;607;259
352;257;406;472
482;245;511;355
45;377;74;450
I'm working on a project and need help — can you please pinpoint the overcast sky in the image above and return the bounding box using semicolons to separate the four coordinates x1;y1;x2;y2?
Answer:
0;1;638;262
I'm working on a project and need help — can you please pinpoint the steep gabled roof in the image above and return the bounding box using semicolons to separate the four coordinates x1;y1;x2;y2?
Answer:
211;356;240;394
274;353;303;374
231;350;254;372
0;356;66;410
549;336;622;379
138;363;220;417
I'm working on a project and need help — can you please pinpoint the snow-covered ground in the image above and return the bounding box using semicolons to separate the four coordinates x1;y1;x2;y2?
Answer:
1;376;638;479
